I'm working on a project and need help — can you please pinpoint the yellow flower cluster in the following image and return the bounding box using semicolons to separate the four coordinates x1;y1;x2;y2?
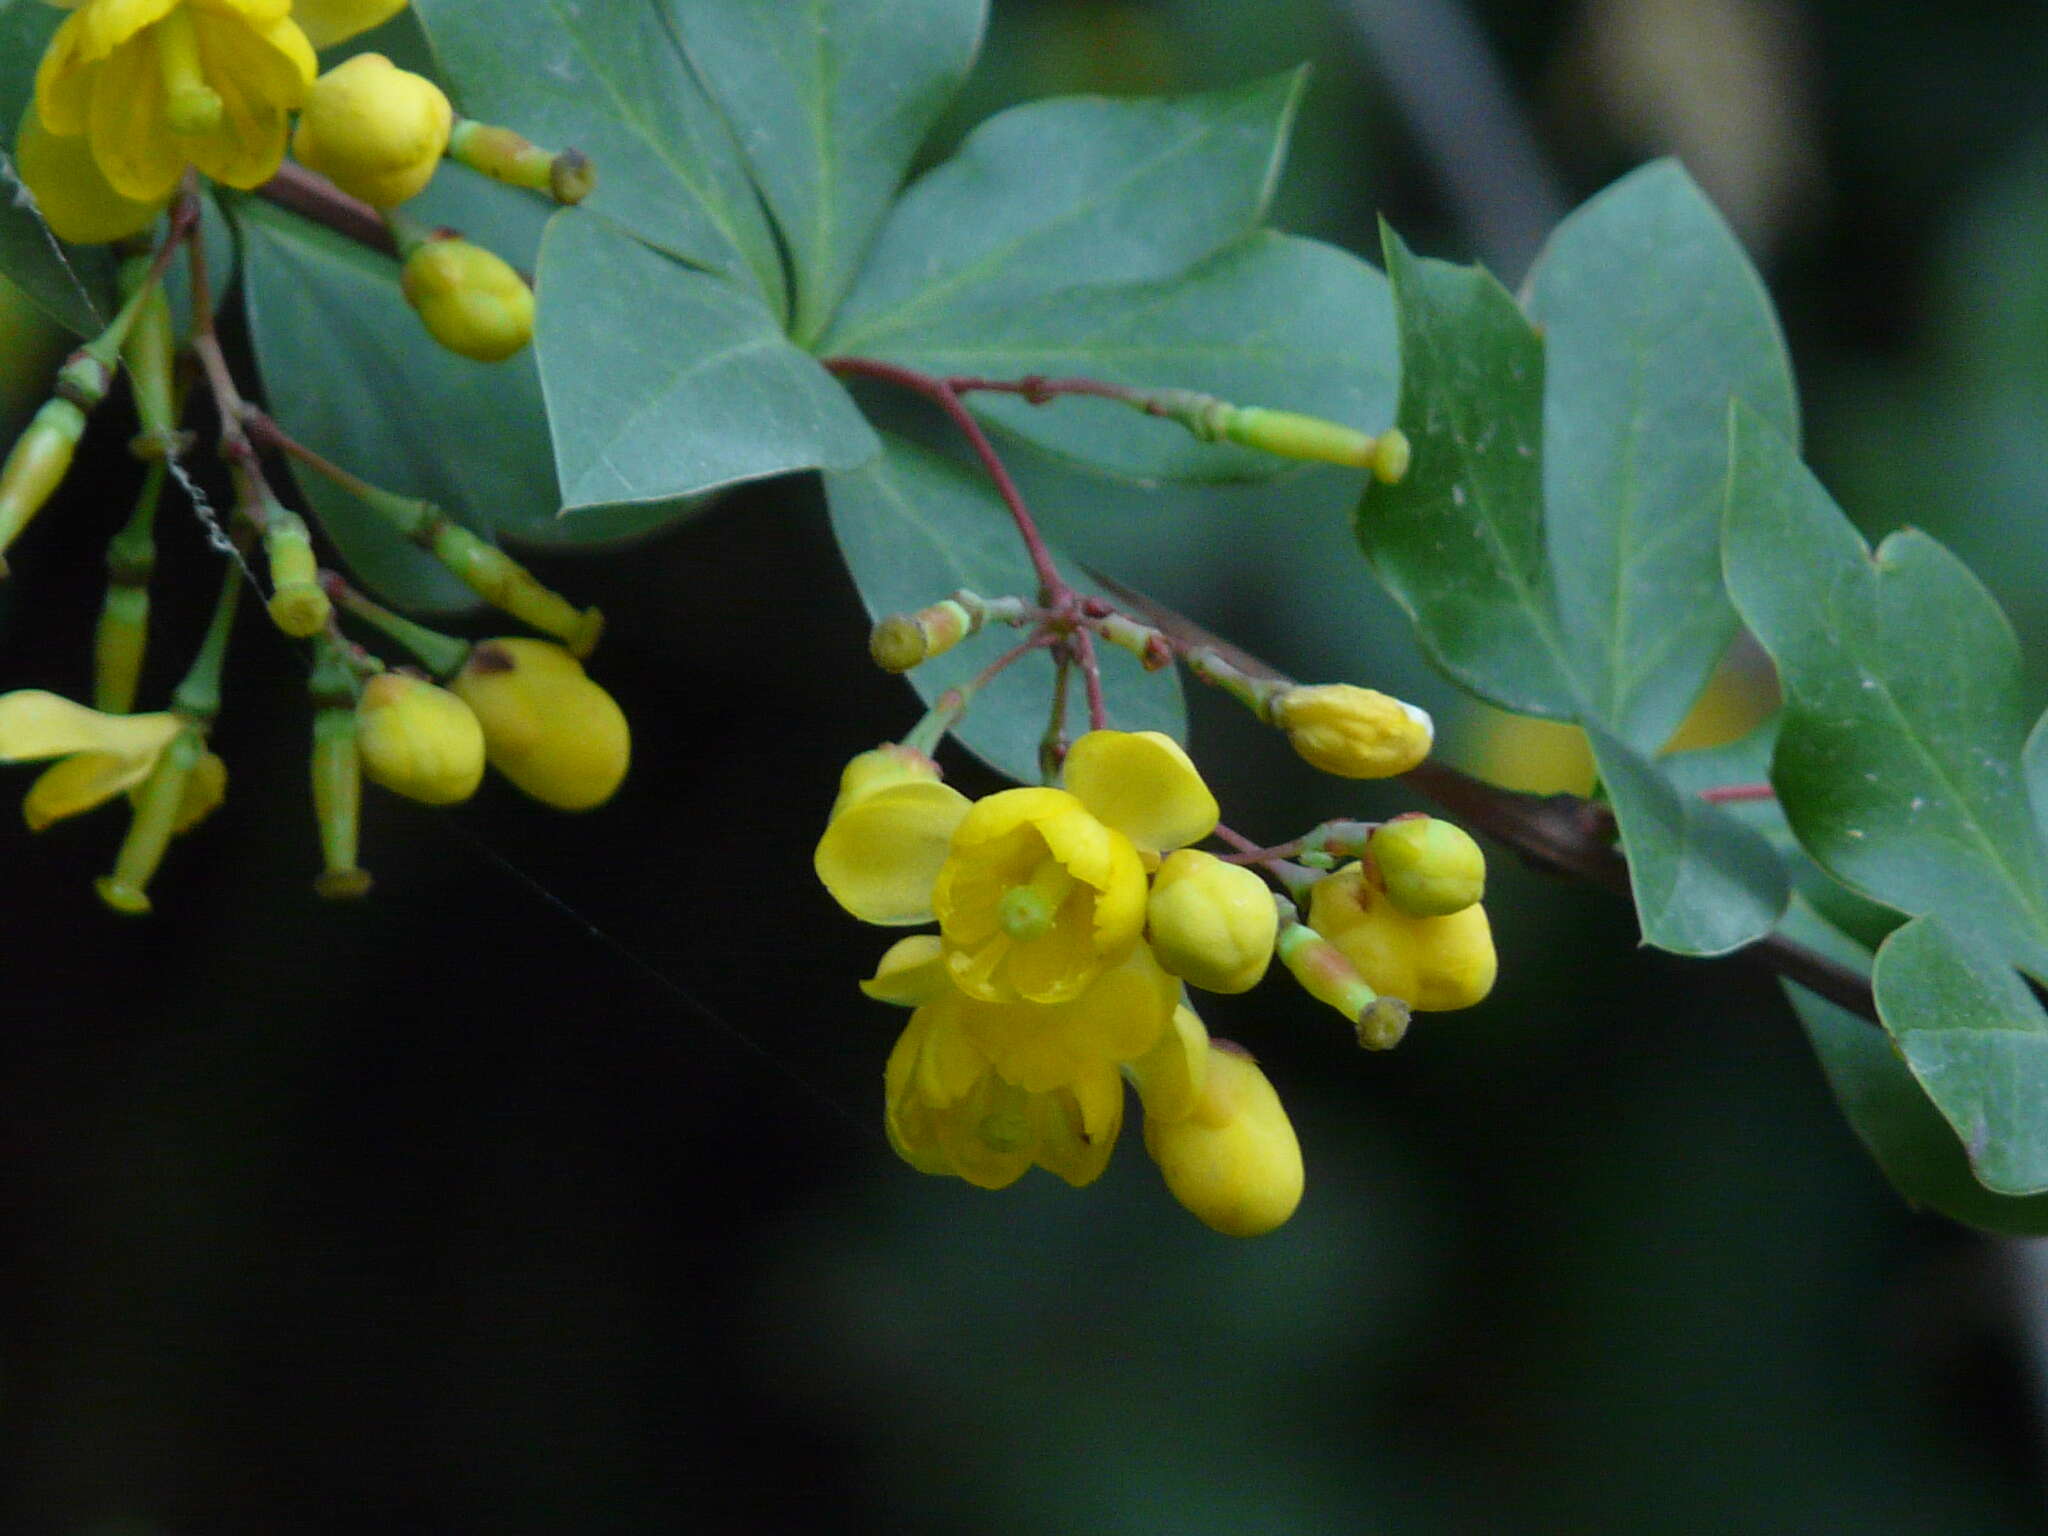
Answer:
22;0;408;242
817;731;1304;1236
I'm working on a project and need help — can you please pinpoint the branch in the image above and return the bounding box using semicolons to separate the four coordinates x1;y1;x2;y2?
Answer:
1090;572;1880;1025
256;161;396;257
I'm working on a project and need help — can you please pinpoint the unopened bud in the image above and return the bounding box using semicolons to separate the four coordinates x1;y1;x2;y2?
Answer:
293;53;454;207
1306;861;1496;1012
0;397;85;567
1144;1043;1304;1237
1371;428;1412;484
1146;849;1277;994
356;672;485;805
450;638;630;810
1371;814;1486;917
401;236;535;362
1270;683;1433;779
1223;405;1382;470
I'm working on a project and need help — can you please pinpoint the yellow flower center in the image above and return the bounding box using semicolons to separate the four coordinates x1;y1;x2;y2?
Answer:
975;1082;1033;1153
996;857;1074;942
156;11;225;136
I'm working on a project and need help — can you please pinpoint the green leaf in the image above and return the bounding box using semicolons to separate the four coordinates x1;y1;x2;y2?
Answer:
1527;161;1797;748
1662;720;1904;952
822;72;1305;357
1583;723;1788;954
824;432;1185;785
536;212;878;513
0;1;116;337
1873;915;2048;1197
877;231;1398;486
1358;224;1575;720
671;0;987;346
239;174;574;613
1724;403;2048;981
409;0;784;309
1783;900;2048;1235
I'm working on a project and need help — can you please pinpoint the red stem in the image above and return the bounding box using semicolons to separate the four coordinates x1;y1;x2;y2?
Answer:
822;356;1066;603
1072;627;1108;730
1698;783;1776;805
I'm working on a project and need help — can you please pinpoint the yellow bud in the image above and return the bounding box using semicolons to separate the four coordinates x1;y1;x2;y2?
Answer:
356;672;486;806
1271;684;1432;779
293;54;453;208
1371;427;1412;484
1307;862;1497;1012
0;397;85;564
1370;815;1486;917
450;638;629;810
1144;1043;1303;1237
401;237;535;363
1146;849;1277;994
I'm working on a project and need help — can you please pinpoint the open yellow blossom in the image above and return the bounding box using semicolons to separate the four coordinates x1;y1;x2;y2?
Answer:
932;730;1218;1005
15;101;167;243
861;935;1179;1095
34;0;318;206
0;688;184;828
882;983;1125;1191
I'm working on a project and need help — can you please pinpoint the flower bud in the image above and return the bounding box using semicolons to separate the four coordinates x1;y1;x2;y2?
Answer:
1125;1001;1211;1124
293;53;453;208
450;638;629;811
95;726;204;915
356;672;485;806
263;511;331;638
1146;849;1277;993
1306;862;1496;1012
1144;1043;1304;1237
446;120;595;204
1270;684;1433;779
0;397;85;568
1370;815;1486;917
401;236;535;362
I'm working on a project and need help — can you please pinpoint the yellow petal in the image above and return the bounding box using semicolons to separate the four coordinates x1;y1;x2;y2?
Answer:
1064;729;1217;852
1034;1066;1123;1187
181;12;311;189
24;749;150;828
16;100;167;243
1126;1002;1212;1124
0;691;181;762
87;31;186;201
814;780;970;926
290;0;407;51
860;935;949;1006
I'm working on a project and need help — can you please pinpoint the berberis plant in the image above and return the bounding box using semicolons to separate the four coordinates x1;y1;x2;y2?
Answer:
2;0;2044;1237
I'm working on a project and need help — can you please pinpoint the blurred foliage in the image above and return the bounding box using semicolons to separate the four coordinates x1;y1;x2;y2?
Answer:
3;1;2048;1533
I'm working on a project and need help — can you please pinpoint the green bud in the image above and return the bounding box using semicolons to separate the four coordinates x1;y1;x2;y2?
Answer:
264;510;331;638
0;397;86;567
400;236;535;363
1370;814;1486;917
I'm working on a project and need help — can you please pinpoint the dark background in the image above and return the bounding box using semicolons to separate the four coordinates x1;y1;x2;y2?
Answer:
2;0;2047;1530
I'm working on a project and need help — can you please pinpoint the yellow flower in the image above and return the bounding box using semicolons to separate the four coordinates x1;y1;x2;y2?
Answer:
0;688;183;828
35;0;318;205
815;747;969;926
449;638;629;811
1306;860;1497;1011
932;729;1216;1005
1144;1041;1304;1237
881;976;1125;1191
292;51;451;207
861;935;1179;1095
